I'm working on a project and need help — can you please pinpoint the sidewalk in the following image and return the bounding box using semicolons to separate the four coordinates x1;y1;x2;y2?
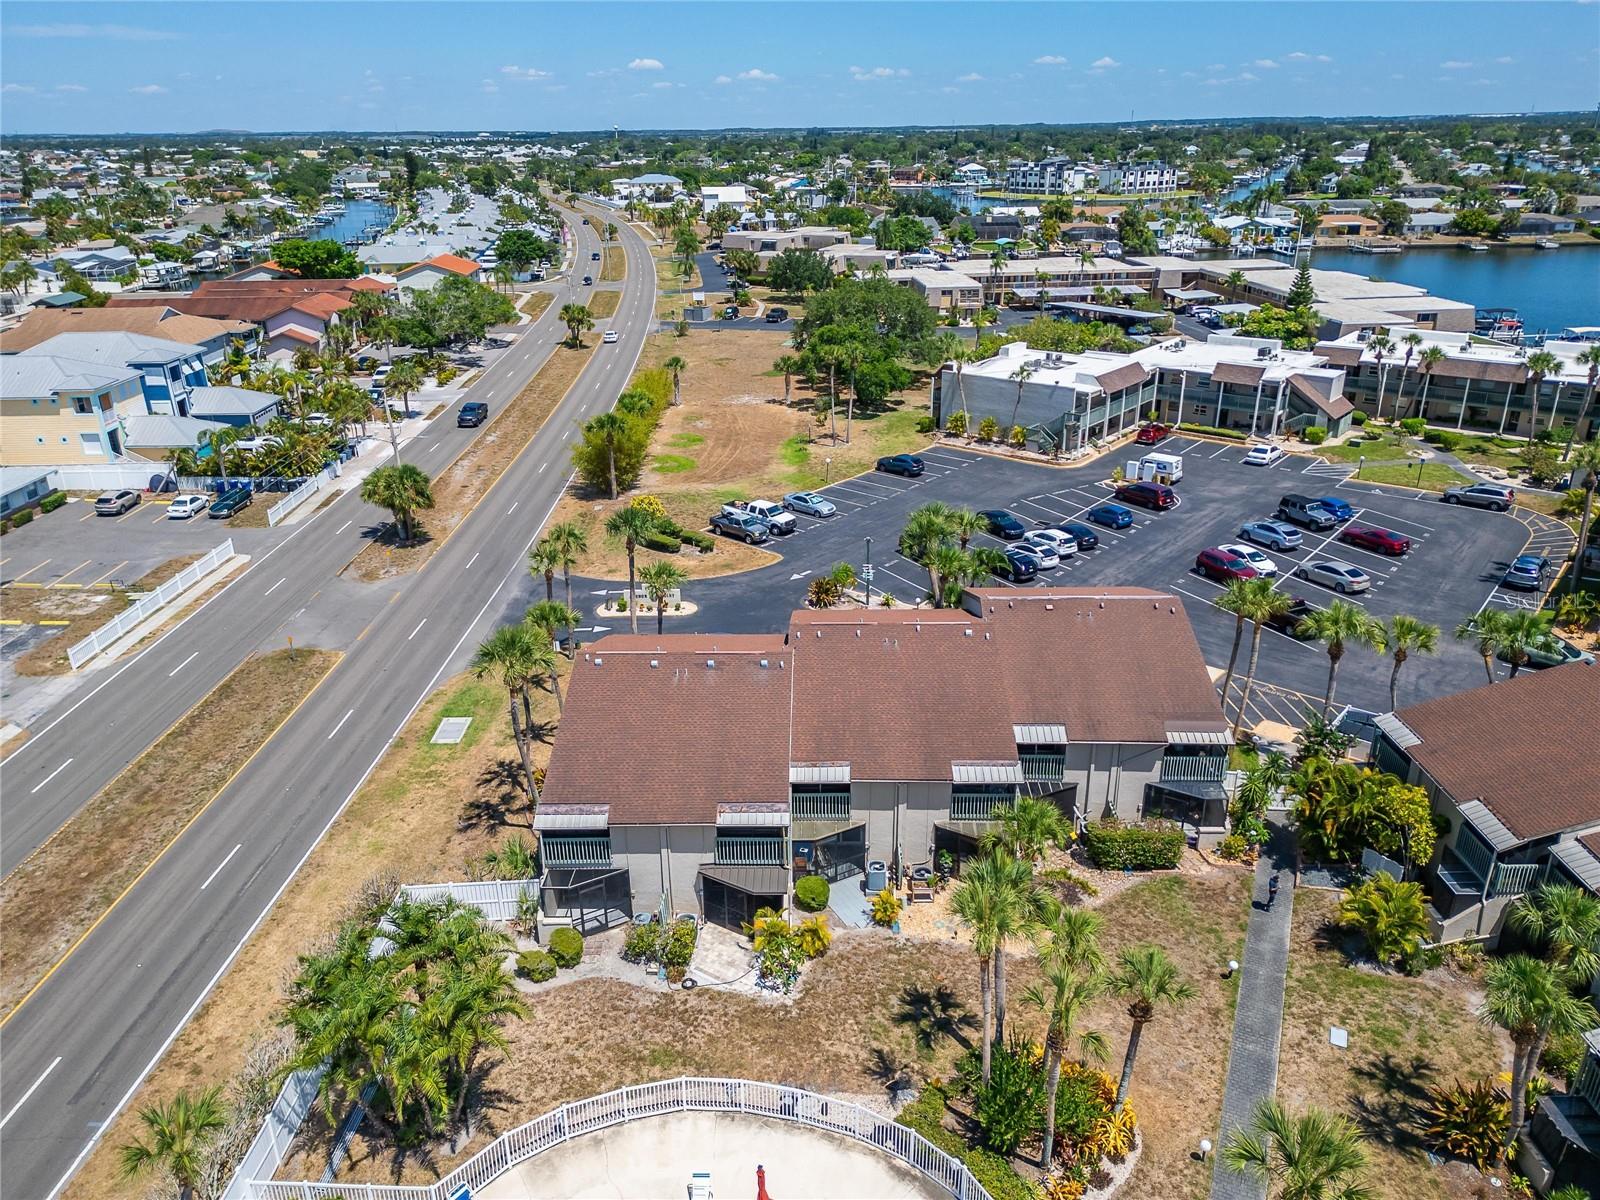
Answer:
1210;818;1296;1200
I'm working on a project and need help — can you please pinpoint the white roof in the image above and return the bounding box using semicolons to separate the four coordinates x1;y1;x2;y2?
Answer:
1;352;137;396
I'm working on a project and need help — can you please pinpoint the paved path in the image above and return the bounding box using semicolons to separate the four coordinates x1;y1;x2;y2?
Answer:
1210;818;1296;1200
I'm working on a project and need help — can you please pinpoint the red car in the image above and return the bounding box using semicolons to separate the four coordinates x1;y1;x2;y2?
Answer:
1339;524;1412;556
1195;547;1259;582
1134;423;1171;445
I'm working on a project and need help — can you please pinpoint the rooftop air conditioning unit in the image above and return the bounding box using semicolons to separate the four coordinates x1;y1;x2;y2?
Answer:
1257;346;1273;359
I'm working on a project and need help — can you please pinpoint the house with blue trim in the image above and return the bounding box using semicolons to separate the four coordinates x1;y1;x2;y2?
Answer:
24;331;210;416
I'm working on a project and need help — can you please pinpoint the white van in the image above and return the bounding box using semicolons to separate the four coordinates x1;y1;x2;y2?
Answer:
1138;451;1185;483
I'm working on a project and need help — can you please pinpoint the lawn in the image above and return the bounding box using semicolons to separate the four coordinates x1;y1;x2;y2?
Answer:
1354;462;1476;490
518;291;553;322
600;245;626;282
1278;890;1511;1200
587;290;620;320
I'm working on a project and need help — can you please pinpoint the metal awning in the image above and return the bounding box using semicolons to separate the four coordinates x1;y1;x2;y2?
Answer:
951;760;1025;784
1014;724;1067;744
1373;712;1421;749
534;806;610;831
718;805;790;828
1153;778;1229;802
698;863;791;896
792;818;861;841
1165;727;1232;746
790;763;850;784
1170;287;1221;301
936;819;1002;837
1550;839;1600;892
1459;799;1520;853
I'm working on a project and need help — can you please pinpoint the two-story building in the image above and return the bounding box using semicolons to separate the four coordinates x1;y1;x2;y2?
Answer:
395;253;483;292
0;305;256;365
0;352;138;464
24;331;209;417
883;267;985;319
535;591;1230;934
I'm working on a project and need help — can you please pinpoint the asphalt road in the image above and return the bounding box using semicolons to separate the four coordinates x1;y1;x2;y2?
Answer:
0;206;658;1199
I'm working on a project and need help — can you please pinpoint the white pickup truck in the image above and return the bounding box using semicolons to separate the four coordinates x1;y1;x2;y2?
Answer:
723;499;796;535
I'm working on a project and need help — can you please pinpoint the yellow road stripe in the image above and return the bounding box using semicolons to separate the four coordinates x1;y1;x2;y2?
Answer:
48;559;94;587
83;561;128;588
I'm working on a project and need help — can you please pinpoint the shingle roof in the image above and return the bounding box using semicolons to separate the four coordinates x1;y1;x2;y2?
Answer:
0;306;252;353
402;253;481;277
1288;375;1355;419
107;277;388;324
1394;665;1600;843
1;352;138;396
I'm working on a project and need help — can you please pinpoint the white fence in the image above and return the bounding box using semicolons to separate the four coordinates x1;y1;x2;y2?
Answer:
267;463;339;527
66;539;235;669
220;1068;324;1200
47;463;170;491
394;878;538;922
240;1078;992;1200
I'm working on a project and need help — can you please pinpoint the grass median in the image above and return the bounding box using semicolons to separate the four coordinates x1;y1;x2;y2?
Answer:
600;245;626;282
0;646;340;1018
587;290;621;320
519;291;553;322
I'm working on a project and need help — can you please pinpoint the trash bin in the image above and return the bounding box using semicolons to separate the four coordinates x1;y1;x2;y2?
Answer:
866;860;888;893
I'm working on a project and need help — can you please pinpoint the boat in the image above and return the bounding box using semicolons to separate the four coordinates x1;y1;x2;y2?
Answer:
1475;307;1523;337
1535;239;1560;250
1464;242;1489;252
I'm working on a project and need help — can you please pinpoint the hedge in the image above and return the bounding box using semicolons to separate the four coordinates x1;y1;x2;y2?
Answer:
1351;410;1367;426
547;926;584;968
794;875;830;912
11;508;34;527
663;521;714;553
1302;426;1327;445
895;1087;1040;1200
1082;819;1185;870
516;949;557;982
39;491;66;514
640;529;682;553
1177;423;1248;441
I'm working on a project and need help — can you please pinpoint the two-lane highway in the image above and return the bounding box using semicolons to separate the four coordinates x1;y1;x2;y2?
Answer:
0;205;657;1198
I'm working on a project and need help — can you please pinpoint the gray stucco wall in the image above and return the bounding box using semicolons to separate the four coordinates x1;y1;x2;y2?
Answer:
612;824;715;916
1067;743;1164;822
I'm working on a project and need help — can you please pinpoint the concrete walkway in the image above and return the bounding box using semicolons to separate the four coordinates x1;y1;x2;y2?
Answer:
1210;818;1297;1200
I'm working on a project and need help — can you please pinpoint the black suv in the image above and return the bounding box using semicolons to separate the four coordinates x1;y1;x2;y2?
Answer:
977;509;1027;540
876;454;925;477
457;401;488;427
766;307;789;323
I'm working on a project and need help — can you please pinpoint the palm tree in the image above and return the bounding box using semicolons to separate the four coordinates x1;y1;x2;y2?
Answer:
471;623;545;803
1455;610;1508;685
983;794;1070;865
950;868;1002;1084
1221;1098;1375;1200
1493;609;1562;678
1523;349;1561;438
1234;587;1295;739
524;601;580;692
663;355;687;406
1412;346;1445;422
587;411;630;499
1297;599;1383;715
967;851;1043;1048
1008;362;1034;435
118;1087;228;1200
1376;614;1439;711
1223;269;1248;302
527;537;561;603
559;302;593;347
542;520;590;649
774;353;802;405
1561;347;1600;460
948;507;987;552
1395;332;1423;415
1024;959;1107;1170
1366;333;1393;421
1216;577;1274;711
1481;954;1597;1150
926;543;970;609
427;962;528;1142
605;505;656;634
638;560;688;635
360;462;434;542
1509;883;1600;986
1107;945;1195;1112
1564;437;1600;595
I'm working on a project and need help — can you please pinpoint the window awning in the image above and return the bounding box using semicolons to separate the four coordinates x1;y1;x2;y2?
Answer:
1459;799;1520;853
1373;712;1421;749
1014;724;1067;744
1550;839;1600;893
534;805;610;831
1165;726;1232;747
790;763;850;785
718;804;790;828
952;760;1025;784
698;863;791;896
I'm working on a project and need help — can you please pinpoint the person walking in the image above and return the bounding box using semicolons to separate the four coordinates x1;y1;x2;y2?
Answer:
1267;872;1281;910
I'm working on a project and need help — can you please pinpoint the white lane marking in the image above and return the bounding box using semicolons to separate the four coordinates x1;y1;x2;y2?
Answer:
30;759;74;795
506;501;519;516
327;708;355;740
0;1057;62;1130
168;651;200;678
408;618;427;640
335;520;353;535
466;551;480;569
263;577;286;596
198;844;242;891
538;461;548;473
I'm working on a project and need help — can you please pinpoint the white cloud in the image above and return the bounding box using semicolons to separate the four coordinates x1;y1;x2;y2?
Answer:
129;83;167;95
1440;60;1474;69
628;57;664;70
1493;55;1515;64
713;74;733;85
941;86;960;94
1206;63;1226;72
849;65;910;80
1033;55;1067;65
736;67;778;81
1283;50;1333;63
55;82;88;92
5;22;176;40
956;72;984;83
1202;72;1259;87
2;82;36;93
1090;56;1120;69
652;80;675;89
1253;58;1279;69
480;79;500;93
501;65;551;81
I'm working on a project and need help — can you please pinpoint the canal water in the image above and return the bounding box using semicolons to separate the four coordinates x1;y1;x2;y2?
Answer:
316;199;395;247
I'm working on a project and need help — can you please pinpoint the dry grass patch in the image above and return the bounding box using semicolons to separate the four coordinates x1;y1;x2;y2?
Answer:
0;647;340;1018
6;556;200;675
587;290;620;320
1278;889;1510;1200
63;668;560;1200
518;291;553;322
346;339;597;582
600;245;626;282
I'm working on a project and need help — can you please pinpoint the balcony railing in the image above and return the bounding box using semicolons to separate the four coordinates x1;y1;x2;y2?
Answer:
950;792;1015;822
1492;861;1543;899
790;791;851;822
715;836;787;867
1159;754;1227;784
1021;754;1066;784
541;836;612;869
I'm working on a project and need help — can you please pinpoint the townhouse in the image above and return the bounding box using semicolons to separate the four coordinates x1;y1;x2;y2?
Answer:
107;276;390;356
395;253;483;292
21;331;209;416
0;352;138;464
883;267;985;319
0;305;256;364
535;591;1229;933
1097;161;1180;197
1004;157;1091;196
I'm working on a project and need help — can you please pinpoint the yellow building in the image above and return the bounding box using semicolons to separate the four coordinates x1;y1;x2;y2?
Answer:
1;353;140;466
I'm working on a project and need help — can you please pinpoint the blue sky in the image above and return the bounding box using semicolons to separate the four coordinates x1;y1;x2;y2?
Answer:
2;2;1595;135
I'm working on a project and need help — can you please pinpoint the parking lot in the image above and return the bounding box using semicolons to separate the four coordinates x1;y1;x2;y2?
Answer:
560;435;1565;723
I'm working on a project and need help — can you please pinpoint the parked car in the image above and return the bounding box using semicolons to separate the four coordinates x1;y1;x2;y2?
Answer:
978;509;1027;540
302;412;333;428
708;510;770;544
457;401;488;427
1502;553;1551;591
94;489;140;515
1086;502;1134;529
1218;542;1278;577
1293;559;1371;593
1265;598;1317;639
1134;422;1170;445
766;307;789;323
725;499;796;535
994;547;1039;582
1114;481;1177;511
1442;484;1515;512
1317;496;1356;522
721;305;740;319
1340;525;1412;556
1243;444;1287;467
1239;519;1303;551
1519;633;1596;669
1028;527;1079;557
783;491;836;518
208;487;253;519
1053;521;1098;550
876;454;925;477
166;494;208;520
1016;535;1060;569
1277;493;1339;531
1195;547;1260;582
602;330;619;344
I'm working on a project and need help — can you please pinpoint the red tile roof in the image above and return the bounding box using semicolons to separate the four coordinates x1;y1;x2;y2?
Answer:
403;253;480;277
275;327;320;345
106;277;388;325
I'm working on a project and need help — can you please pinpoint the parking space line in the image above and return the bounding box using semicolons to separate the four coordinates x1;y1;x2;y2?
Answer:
114;505;145;523
8;559;50;581
48;560;93;587
823;483;883;502
78;508;97;522
1208;443;1234;460
920;450;973;466
82;561;128;588
1347;507;1436;533
874;563;928;596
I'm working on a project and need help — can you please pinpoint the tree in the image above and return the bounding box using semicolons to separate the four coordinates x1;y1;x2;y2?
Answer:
1297;600;1383;715
639;560;688;635
1524;349;1561;437
118;1087;228;1200
524;599;580;670
1562;350;1600;461
950;868;1002;1084
1234;586;1296;739
766;247;832;295
495;229;550;278
527;538;562;603
1459;609;1560;680
1231;303;1319;351
1481;954;1597;1151
1376;614;1439;712
1223;269;1248;301
1216;578;1277;713
1509;883;1600;988
1565;438;1600;596
1412;346;1446;421
559;302;593;347
605;505;657;635
1107;945;1195;1112
273;238;362;279
360;462;434;541
983;794;1070;865
1286;262;1317;309
1024;913;1108;1170
774;352;802;404
472;623;547;804
1338;876;1429;966
662;355;687;407
543;520;590;650
1221;1099;1376;1200
1367;333;1394;420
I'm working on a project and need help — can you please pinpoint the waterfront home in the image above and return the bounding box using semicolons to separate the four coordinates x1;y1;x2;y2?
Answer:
0;306;255;364
1512;213;1577;236
395;253;483;292
1317;213;1383;238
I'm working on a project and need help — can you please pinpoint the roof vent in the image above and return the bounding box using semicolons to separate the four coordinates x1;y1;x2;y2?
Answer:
914;622;922;632
584;652;591;662
594;656;603;665
855;628;861;637
759;658;769;668
964;628;974;637
706;658;716;668
1099;600;1105;609
649;659;659;668
1044;603;1054;611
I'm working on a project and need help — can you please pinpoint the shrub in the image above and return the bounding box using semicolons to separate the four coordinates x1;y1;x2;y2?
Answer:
1082;819;1184;870
622;921;661;964
547;926;584;968
795;914;831;956
1177;422;1248;440
977;415;1000;442
1541;1030;1586;1084
944;409;969;437
436;366;458;385
794;875;830;912
896;1086;1039;1200
966;1042;1045;1155
665;523;714;552
1351;410;1368;426
1;519;9;534
915;414;937;434
516;949;557;982
639;529;682;553
1399;417;1426;436
11;507;33;527
1423;1078;1508;1168
629;494;669;523
1302;426;1327;445
1008;425;1027;449
660;919;697;972
1215;833;1252;861
871;887;902;927
1338;876;1429;967
806;575;843;608
879;592;896;607
39;491;66;514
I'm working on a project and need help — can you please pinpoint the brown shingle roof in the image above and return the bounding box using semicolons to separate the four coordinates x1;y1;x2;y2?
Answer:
1431;358;1527;384
106;277;387;325
1288;374;1354;419
1314;343;1363;368
1094;362;1150;394
1212;362;1267;387
1394;665;1600;843
0;306;253;353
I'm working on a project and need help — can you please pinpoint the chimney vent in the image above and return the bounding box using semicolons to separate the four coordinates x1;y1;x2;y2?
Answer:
759;659;769;668
963;628;974;637
1045;603;1054;611
594;657;603;666
706;658;716;668
649;659;659;668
